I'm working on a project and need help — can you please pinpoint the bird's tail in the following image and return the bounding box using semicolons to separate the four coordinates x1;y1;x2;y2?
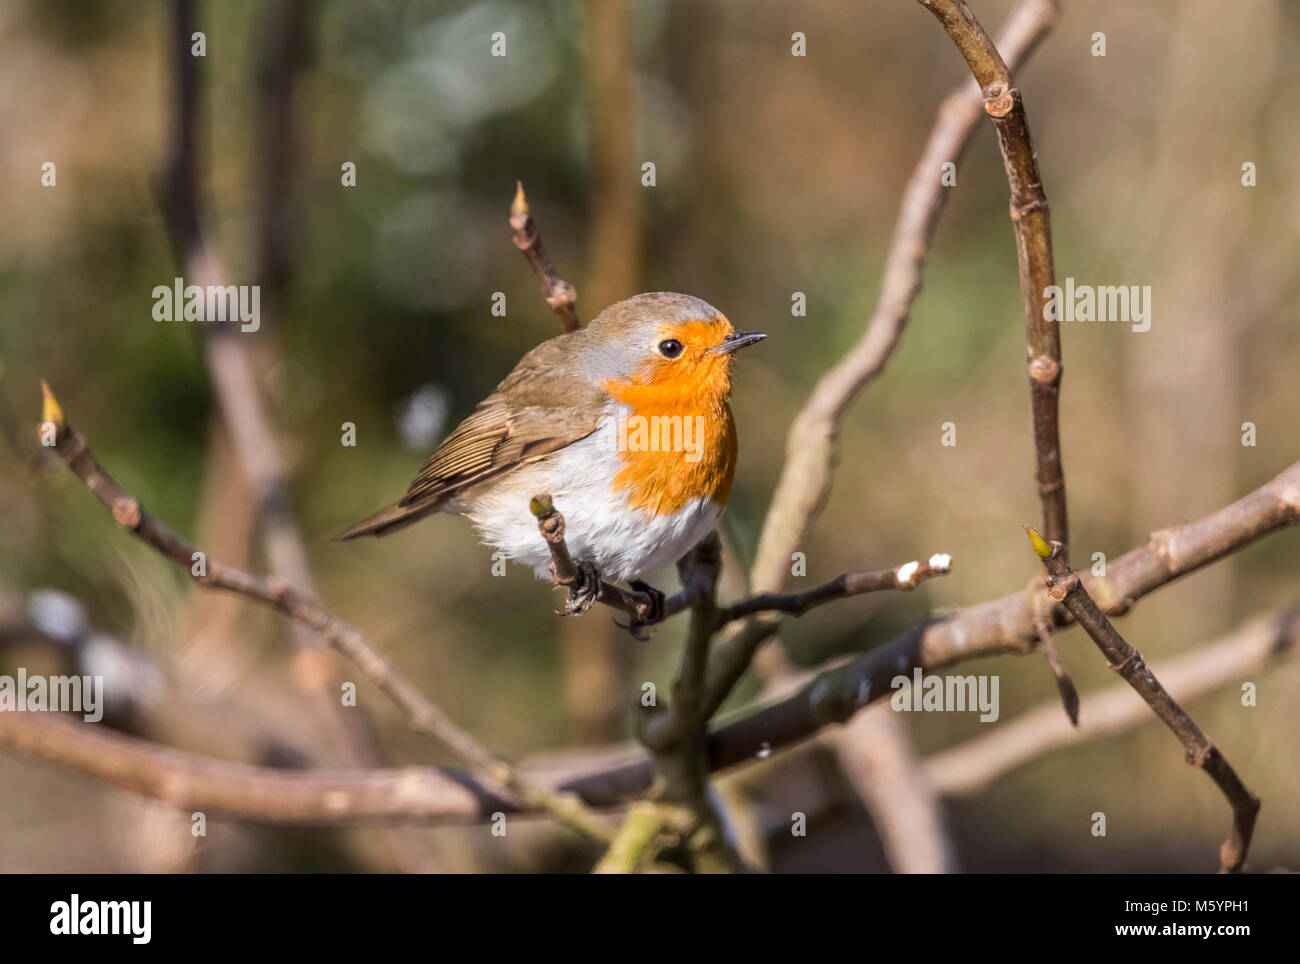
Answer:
333;500;441;541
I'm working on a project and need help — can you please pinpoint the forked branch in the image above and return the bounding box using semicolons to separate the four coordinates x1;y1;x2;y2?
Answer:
1024;526;1260;874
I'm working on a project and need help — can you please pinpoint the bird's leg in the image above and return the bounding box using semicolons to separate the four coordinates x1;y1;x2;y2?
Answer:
562;559;603;616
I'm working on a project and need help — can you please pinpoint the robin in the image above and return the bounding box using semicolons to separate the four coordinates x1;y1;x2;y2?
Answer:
337;292;764;617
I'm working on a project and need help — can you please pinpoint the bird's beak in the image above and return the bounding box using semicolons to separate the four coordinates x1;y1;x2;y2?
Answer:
709;330;767;355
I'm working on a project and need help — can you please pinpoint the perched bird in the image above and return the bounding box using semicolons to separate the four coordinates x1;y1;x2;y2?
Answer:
338;292;764;613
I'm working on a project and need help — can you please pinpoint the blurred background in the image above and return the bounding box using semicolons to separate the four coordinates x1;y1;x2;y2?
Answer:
1;0;1297;872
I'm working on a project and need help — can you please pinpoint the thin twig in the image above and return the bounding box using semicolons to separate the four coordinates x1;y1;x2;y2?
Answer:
714;553;952;626
510;182;580;332
529;495;680;624
38;384;611;844
918;0;1068;544
1035;615;1080;726
1025;525;1261;873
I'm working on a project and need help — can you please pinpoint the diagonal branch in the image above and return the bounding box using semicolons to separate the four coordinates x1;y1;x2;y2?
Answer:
37;384;611;844
918;0;1067;544
1025;526;1260;873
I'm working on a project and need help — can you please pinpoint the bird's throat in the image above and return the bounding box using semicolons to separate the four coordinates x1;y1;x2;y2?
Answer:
602;375;738;516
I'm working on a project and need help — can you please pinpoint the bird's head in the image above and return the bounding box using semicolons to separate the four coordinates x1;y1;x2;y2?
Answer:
584;292;765;407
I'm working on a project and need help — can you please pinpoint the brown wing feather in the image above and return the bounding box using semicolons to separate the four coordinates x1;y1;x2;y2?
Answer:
336;333;608;541
400;334;607;509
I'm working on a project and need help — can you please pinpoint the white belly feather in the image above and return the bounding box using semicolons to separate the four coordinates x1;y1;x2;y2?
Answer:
450;415;722;583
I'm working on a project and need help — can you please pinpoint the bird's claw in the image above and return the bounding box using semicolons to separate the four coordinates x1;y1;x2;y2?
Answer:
616;579;666;641
629;579;666;624
562;559;602;615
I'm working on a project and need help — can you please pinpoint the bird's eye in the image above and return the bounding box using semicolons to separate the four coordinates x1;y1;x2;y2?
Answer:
657;338;684;359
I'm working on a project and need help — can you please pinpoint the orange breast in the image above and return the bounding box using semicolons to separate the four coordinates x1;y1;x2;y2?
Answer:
602;376;738;516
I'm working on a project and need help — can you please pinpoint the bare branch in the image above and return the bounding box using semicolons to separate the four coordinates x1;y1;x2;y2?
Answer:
38;386;611;843
1026;526;1261;873
918;0;1068;543
510;182;580;332
730;0;1060;872
0;711;512;825
641;534;724;752
714;553;952;625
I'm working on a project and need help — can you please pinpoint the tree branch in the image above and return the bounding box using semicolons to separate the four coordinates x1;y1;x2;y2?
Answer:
734;0;1060;872
835;704;961;873
1025;526;1261;873
918;0;1067;544
529;495;679;625
714;553;952;625
632;536;747;873
0;711;513;825
157;0;388;774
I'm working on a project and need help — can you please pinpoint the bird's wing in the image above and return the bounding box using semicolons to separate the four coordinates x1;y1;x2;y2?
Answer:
399;337;607;509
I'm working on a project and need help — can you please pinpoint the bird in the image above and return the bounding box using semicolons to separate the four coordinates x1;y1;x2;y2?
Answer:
337;292;765;619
